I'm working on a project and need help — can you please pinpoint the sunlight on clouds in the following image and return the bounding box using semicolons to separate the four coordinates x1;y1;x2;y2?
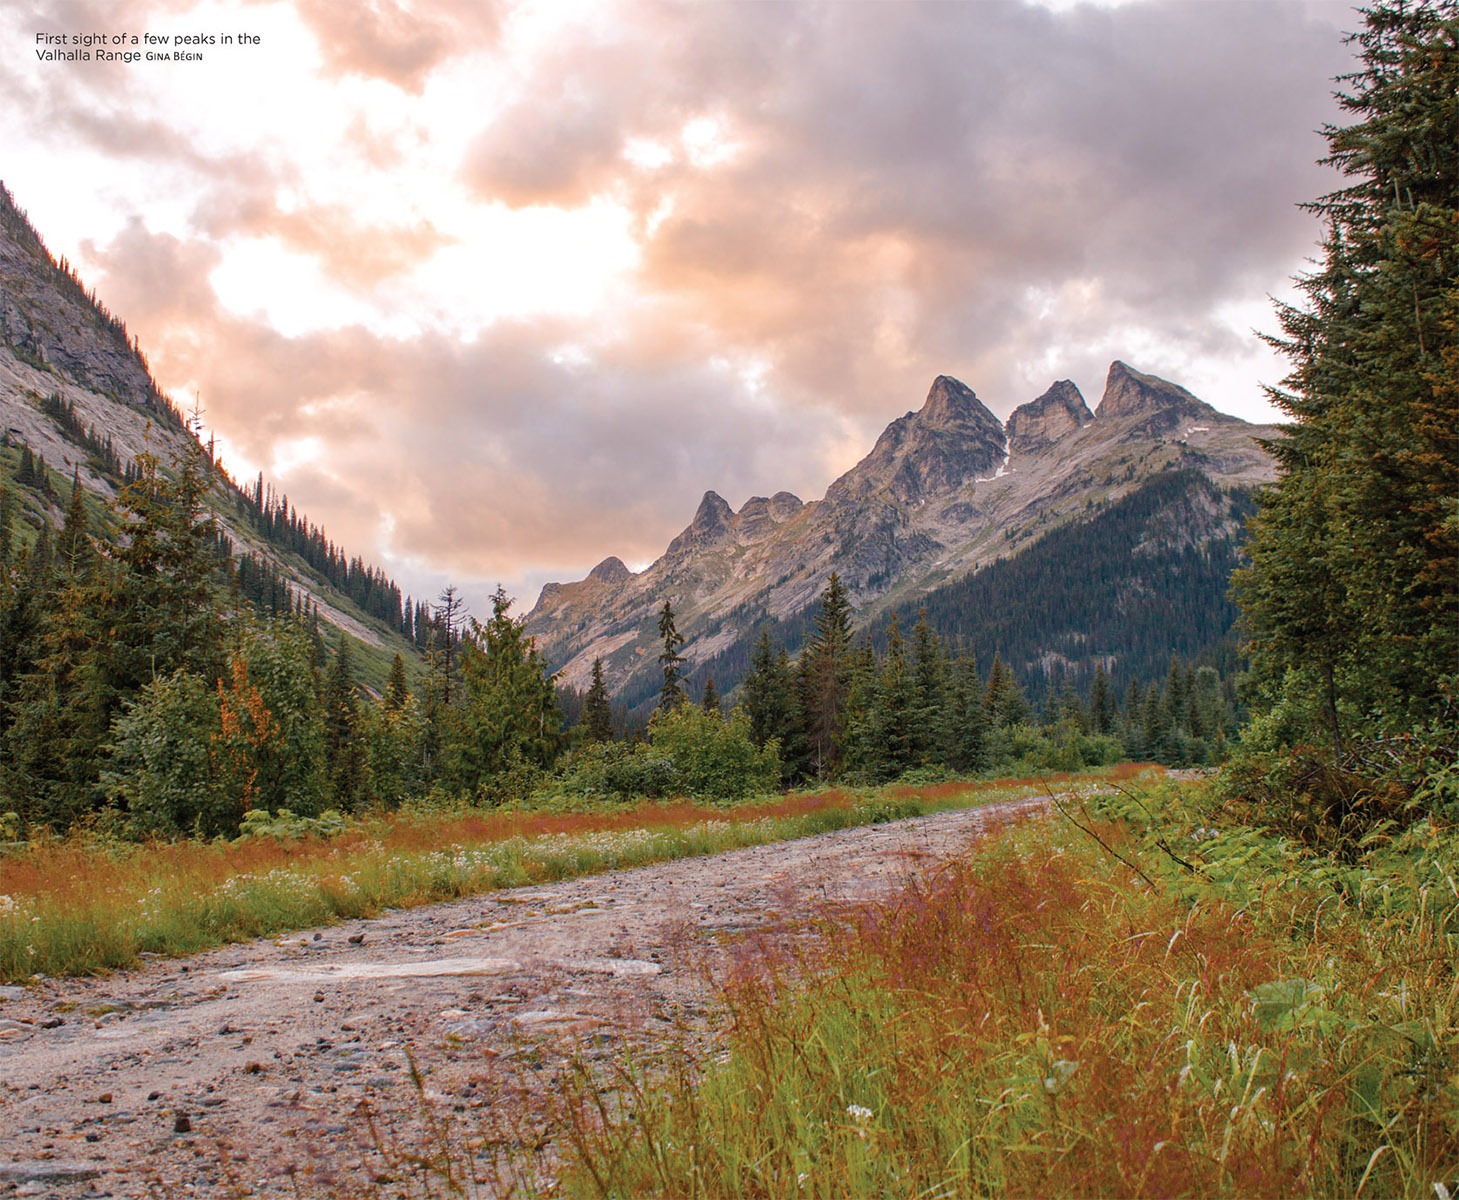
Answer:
271;434;326;477
404;199;640;331
681;117;740;169
623;137;673;169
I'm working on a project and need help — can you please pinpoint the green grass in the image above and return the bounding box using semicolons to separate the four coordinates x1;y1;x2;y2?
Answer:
0;766;1145;982
550;779;1458;1199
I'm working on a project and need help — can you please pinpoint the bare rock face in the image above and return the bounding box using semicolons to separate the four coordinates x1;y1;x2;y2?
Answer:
587;556;632;585
1095;360;1221;433
1007;380;1092;455
826;375;1006;508
666;491;735;557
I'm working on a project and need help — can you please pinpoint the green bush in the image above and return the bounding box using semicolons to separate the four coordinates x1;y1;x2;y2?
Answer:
646;705;782;802
560;741;679;802
101;670;229;838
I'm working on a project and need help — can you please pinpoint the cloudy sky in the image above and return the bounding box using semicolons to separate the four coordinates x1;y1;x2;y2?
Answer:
4;0;1357;613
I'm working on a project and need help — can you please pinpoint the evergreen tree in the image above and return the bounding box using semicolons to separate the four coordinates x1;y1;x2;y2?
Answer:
742;631;803;780
323;638;367;809
867;615;918;781
1234;1;1458;746
584;657;614;742
386;652;410;712
949;652;989;774
700;675;720;715
910;611;950;763
657;599;686;711
58;470;92;581
799;573;854;775
451;587;563;786
0;484;13;570
1091;663;1114;735
984;652;1028;729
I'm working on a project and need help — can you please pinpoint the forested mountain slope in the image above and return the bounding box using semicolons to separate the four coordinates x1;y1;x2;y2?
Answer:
0;183;420;683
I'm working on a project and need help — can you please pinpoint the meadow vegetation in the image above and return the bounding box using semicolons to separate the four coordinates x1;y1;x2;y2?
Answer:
0;768;1143;983
550;771;1456;1199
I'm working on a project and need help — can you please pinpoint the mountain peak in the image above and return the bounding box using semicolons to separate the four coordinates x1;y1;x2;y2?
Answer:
1096;361;1212;422
586;556;632;585
666;490;735;556
1007;380;1092;454
825;375;1005;508
919;375;994;430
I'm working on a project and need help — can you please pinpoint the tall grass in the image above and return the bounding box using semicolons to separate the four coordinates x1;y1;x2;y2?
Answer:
556;784;1458;1198
0;767;1146;982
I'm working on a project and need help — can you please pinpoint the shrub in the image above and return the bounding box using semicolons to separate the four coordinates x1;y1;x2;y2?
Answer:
646;706;781;802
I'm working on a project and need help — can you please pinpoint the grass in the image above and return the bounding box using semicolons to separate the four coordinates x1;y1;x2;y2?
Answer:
0;764;1150;982
551;779;1458;1199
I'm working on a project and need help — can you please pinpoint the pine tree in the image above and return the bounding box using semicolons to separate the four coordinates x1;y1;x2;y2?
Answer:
700;676;720;715
1234;1;1458;745
323;638;367;810
867;614;917;781
58;470;92;581
984;652;1028;729
0;484;14;571
584;657;614;742
910;611;950;763
799;573;854;775
386;653;410;712
1091;663;1114;735
949;652;989;774
657;599;686;711
450;587;563;785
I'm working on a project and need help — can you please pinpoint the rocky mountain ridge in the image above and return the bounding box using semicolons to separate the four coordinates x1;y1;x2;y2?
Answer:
0;183;408;667
526;361;1280;702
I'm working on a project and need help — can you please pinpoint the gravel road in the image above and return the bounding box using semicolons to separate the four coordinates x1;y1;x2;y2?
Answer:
0;794;1049;1198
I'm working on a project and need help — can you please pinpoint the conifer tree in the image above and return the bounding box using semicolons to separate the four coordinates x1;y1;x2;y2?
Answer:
0;484;14;571
584;657;614;742
1234;1;1458;745
452;587;563;785
657;599;686;711
1091;663;1114;735
799;573;854;775
984;652;1028;729
386;652;410;712
700;675;720;715
323;638;367;809
871;616;920;780
949;652;989;773
910;611;950;763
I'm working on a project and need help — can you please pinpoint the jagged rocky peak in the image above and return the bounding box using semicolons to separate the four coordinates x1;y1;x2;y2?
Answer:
768;491;803;520
737;490;805;539
830;374;1006;506
1096;361;1214;422
666;490;735;556
1007;380;1092;454
586;556;632;585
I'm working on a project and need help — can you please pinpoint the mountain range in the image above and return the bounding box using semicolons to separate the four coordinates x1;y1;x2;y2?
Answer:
526;363;1280;707
0;179;1280;709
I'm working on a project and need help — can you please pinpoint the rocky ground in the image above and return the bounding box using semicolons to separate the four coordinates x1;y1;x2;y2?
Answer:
0;795;1049;1198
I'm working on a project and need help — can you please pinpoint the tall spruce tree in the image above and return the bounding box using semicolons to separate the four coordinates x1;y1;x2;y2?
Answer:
584;657;614;742
1234;1;1458;747
799;573;854;775
657;599;687;711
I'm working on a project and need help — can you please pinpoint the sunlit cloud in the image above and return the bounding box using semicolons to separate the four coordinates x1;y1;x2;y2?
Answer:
1;0;1354;613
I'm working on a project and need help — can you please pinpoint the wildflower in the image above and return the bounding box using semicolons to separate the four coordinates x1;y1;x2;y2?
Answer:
0;895;15;917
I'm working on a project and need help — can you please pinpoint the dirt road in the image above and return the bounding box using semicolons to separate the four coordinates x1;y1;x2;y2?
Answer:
0;795;1049;1198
